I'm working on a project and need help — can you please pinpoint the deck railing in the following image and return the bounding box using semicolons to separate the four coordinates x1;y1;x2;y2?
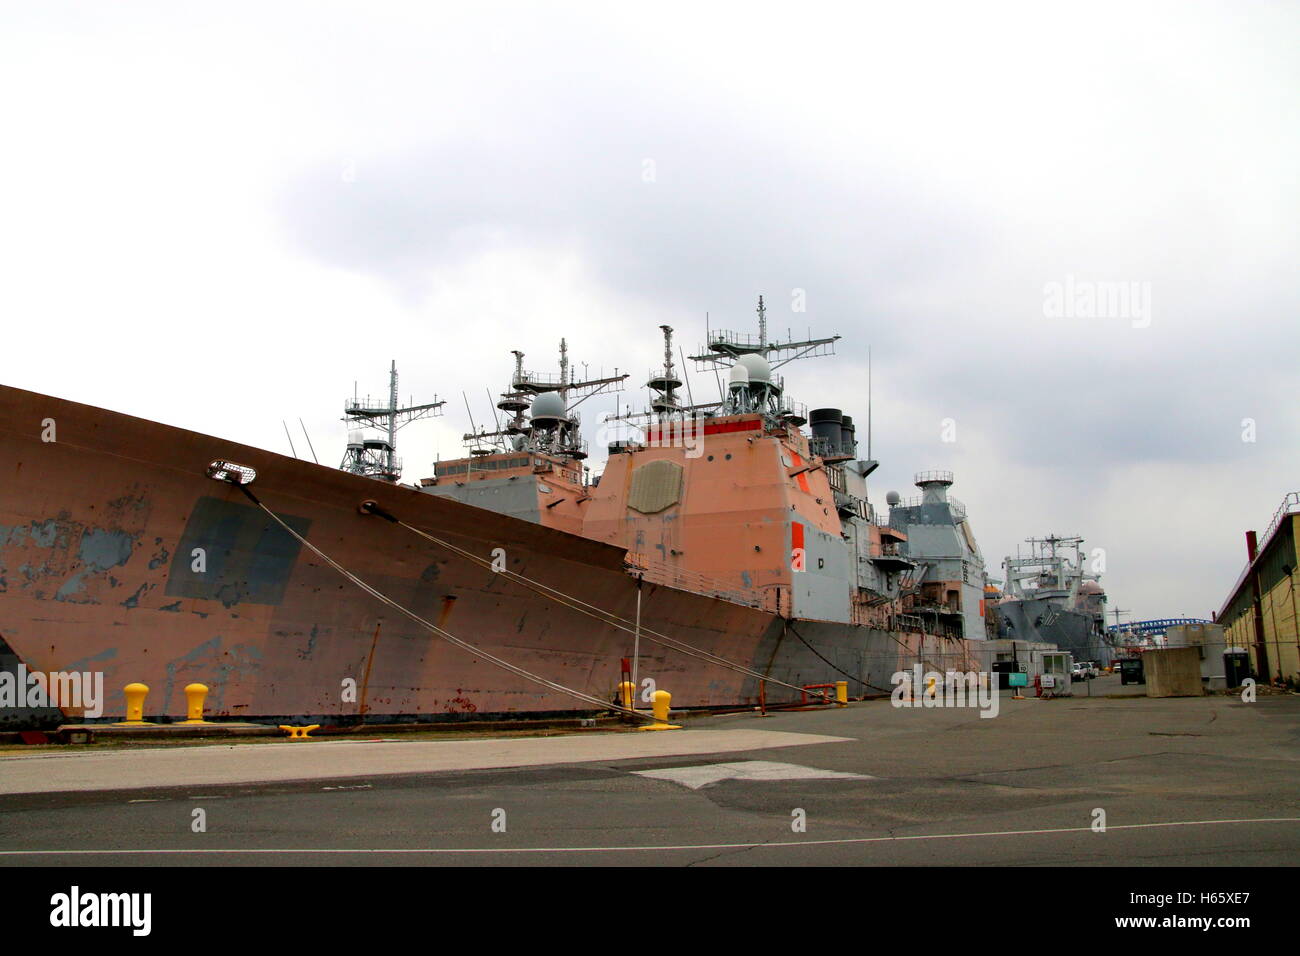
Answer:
624;553;767;609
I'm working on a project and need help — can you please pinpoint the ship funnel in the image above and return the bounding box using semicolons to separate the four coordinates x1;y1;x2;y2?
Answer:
809;408;843;455
840;415;857;457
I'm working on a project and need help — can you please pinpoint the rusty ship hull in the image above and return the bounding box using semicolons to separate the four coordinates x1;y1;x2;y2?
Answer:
0;384;975;727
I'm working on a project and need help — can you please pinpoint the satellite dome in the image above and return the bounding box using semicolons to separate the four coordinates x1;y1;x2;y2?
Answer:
735;354;771;384
885;490;901;506
727;364;750;389
529;392;568;423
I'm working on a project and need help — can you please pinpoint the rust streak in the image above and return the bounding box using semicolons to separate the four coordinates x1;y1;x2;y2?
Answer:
357;621;382;717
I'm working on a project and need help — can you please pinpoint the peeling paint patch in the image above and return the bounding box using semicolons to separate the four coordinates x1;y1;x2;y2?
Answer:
55;573;96;603
28;521;58;549
121;582;150;608
297;624;320;660
215;582;248;609
163;637;264;712
63;646;119;677
159;601;182;612
79;528;134;570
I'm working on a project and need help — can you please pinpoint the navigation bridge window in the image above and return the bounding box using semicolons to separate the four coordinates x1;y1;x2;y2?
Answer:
435;456;531;477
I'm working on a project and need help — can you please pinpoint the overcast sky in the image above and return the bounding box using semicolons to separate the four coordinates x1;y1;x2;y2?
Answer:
2;1;1297;621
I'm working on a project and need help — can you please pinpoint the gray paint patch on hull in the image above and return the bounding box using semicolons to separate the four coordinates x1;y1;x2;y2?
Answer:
165;496;309;607
79;528;134;569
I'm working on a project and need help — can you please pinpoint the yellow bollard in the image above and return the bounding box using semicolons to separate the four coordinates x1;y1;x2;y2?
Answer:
114;682;152;726
835;680;848;706
180;683;210;724
638;689;681;731
279;724;320;740
618;680;635;710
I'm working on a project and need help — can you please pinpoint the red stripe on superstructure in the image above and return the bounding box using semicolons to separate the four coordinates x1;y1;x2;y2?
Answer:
792;521;804;552
702;419;762;436
790;451;811;493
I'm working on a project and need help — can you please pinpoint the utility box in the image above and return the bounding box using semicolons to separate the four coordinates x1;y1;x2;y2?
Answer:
1119;658;1145;685
1223;649;1251;688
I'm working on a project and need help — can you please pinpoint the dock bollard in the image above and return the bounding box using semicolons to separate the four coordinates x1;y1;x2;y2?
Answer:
835;681;848;706
638;689;682;732
181;683;210;724
279;724;320;740
115;683;152;726
618;680;635;711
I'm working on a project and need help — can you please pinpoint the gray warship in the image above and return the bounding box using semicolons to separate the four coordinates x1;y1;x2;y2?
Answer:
996;535;1110;664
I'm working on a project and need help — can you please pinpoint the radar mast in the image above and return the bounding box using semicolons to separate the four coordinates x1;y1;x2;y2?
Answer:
341;360;444;482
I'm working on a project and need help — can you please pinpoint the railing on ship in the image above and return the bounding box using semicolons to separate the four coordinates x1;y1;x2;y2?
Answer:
889;494;967;521
623;553;780;611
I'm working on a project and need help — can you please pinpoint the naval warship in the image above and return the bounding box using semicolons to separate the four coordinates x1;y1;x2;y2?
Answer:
0;298;988;727
996;535;1110;664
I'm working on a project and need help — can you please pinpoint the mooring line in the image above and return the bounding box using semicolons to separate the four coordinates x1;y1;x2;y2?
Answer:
365;501;837;705
229;483;658;722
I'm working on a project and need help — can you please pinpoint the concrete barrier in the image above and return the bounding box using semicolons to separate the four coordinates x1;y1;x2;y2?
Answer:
1144;646;1204;698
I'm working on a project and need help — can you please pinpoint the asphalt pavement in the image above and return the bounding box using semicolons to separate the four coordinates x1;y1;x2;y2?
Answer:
1;685;1296;866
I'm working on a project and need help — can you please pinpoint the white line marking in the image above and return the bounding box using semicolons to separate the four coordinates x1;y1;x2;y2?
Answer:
633;760;874;789
0;817;1295;855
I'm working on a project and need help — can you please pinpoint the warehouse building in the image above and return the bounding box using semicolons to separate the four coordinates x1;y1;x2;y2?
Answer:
1216;493;1300;685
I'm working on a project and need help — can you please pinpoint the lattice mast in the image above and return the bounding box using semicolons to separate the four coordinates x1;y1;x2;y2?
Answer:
464;341;628;459
341;360;444;482
606;294;838;431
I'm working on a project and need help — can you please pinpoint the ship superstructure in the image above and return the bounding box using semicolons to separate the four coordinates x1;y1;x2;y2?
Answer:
418;342;628;536
423;297;951;636
997;534;1109;663
886;471;989;640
